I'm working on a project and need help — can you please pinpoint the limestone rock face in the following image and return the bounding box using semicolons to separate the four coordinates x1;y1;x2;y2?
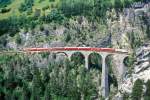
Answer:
119;44;150;94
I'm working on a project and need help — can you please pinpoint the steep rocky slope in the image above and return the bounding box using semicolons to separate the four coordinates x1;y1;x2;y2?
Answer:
120;44;150;96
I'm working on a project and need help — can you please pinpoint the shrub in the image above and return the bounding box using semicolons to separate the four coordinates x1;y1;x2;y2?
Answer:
18;0;34;12
0;0;11;8
94;0;112;18
0;35;7;48
40;25;44;31
42;5;49;11
127;32;143;49
0;8;11;13
18;3;27;12
40;9;64;23
64;32;71;42
34;9;41;17
49;0;55;2
15;34;22;44
124;56;135;68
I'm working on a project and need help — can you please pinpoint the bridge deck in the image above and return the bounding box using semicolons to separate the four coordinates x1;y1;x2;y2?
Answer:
0;47;129;54
23;47;128;54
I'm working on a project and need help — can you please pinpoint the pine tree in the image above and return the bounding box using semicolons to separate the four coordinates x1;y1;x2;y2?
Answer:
78;66;97;100
144;80;150;100
0;67;5;100
11;87;22;100
131;79;143;100
41;68;50;84
31;67;42;100
24;65;33;82
22;82;31;100
44;83;52;100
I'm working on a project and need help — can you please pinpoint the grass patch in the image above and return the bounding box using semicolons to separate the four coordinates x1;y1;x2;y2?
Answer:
0;0;60;20
0;0;24;20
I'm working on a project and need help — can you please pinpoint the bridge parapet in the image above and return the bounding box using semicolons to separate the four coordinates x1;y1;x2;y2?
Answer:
23;47;129;54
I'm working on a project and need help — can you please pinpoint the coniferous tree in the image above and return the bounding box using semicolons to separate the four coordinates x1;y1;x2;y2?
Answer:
78;66;97;100
22;82;31;100
44;83;52;100
12;87;22;100
0;67;5;100
144;80;150;100
24;65;33;82
31;67;42;100
131;79;143;100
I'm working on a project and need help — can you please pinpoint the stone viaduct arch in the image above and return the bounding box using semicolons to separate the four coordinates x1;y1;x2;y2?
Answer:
70;52;85;65
23;47;129;98
88;52;102;70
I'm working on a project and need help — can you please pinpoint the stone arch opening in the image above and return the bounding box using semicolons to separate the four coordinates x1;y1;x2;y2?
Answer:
88;52;102;71
105;54;118;94
53;52;68;63
123;56;132;68
55;52;68;57
70;52;85;66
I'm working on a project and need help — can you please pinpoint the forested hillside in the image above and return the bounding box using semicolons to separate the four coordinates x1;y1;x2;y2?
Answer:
0;0;150;100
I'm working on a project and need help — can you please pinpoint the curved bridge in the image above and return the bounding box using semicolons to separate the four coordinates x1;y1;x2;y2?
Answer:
23;47;129;98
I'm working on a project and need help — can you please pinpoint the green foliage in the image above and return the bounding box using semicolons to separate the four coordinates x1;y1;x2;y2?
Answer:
0;54;101;99
49;0;55;2
78;67;98;100
71;52;85;65
144;80;150;100
127;32;143;49
124;55;135;68
0;15;40;36
94;0;112;18
114;0;123;10
0;0;140;36
131;79;143;100
0;67;5;99
22;82;31;100
42;5;49;11
40;9;64;23
123;0;132;7
31;67;43;100
0;8;11;13
0;35;7;48
44;83;52;100
146;25;150;38
15;34;22;44
0;0;11;8
60;0;94;16
64;30;71;42
89;53;102;70
123;92;130;100
19;0;34;12
40;25;44;31
0;16;22;36
41;52;50;59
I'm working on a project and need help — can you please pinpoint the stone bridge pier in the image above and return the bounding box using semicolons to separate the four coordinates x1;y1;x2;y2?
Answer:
101;53;109;98
23;47;129;98
64;52;128;98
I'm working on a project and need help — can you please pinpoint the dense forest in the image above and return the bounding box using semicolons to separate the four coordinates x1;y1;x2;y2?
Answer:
0;53;118;100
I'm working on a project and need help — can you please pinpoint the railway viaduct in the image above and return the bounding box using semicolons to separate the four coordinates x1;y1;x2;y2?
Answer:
23;47;129;98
